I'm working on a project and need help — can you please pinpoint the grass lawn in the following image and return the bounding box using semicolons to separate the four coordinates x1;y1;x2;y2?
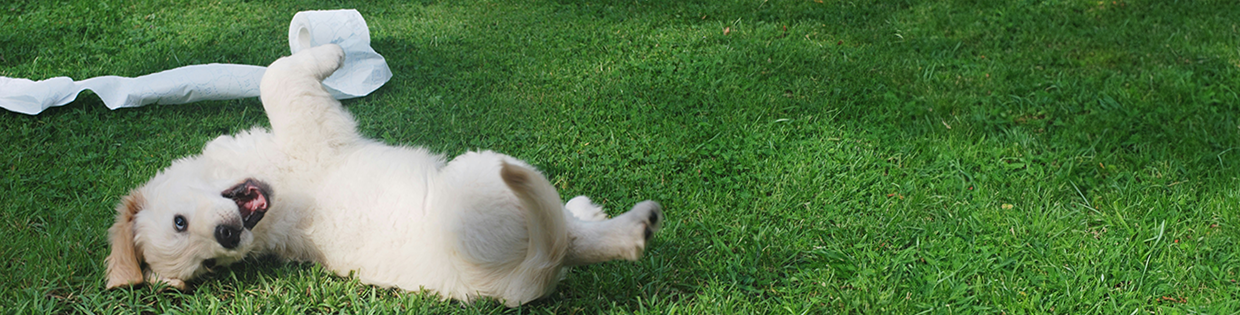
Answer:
3;0;1240;313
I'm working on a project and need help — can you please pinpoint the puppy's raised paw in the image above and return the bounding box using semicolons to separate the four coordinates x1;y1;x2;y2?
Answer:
299;44;346;80
270;44;345;82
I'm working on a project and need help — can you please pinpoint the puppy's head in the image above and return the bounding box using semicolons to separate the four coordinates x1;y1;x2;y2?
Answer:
105;160;272;290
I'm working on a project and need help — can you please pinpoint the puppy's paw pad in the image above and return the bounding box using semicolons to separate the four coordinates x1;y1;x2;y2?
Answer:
634;200;663;233
627;200;663;256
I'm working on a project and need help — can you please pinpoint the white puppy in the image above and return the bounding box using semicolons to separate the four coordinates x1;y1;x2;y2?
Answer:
104;44;663;307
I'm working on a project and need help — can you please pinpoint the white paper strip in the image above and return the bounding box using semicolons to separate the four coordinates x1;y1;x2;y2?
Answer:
0;9;391;115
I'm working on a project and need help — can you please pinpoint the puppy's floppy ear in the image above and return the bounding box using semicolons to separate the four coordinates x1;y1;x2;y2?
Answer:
106;191;146;289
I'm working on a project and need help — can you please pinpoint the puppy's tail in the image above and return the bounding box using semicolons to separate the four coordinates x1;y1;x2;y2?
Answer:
498;161;568;304
499;162;569;268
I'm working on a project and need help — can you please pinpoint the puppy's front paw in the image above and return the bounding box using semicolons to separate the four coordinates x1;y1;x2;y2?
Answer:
300;44;346;80
146;271;189;291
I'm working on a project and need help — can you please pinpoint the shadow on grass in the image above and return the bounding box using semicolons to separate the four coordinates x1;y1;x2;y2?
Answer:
534;0;1240;194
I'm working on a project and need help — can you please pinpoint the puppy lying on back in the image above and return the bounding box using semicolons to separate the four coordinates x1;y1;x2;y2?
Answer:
104;44;663;306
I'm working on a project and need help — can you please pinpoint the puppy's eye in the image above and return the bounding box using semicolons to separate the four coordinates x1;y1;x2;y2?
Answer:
174;215;188;232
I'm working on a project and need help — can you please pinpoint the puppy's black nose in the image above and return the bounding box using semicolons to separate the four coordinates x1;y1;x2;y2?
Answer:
215;225;242;249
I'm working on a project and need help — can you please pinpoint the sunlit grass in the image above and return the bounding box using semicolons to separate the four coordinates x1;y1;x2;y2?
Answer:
2;0;1239;313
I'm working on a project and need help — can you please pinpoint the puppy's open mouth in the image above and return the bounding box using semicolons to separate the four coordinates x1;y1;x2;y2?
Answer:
222;179;273;229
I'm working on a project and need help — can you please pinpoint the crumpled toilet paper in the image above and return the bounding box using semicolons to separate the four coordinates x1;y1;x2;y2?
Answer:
0;9;391;115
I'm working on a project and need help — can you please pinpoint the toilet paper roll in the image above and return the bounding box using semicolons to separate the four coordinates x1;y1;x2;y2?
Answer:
0;9;391;115
288;9;392;99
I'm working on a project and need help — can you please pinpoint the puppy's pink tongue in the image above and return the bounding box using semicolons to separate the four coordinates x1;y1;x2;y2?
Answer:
239;187;268;230
240;188;268;217
249;196;268;213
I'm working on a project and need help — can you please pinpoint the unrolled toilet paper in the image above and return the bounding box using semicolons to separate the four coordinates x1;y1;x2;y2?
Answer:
0;9;391;115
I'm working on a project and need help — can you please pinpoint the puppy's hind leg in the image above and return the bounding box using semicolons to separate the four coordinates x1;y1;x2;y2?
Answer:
563;201;663;266
259;44;361;158
565;196;608;222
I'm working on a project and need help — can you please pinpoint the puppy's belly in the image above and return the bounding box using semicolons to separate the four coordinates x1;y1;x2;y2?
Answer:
305;144;464;290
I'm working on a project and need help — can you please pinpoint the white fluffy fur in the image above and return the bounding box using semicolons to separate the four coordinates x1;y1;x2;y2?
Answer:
105;44;664;307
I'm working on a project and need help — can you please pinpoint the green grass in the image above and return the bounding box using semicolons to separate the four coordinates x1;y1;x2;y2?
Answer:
3;0;1240;313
